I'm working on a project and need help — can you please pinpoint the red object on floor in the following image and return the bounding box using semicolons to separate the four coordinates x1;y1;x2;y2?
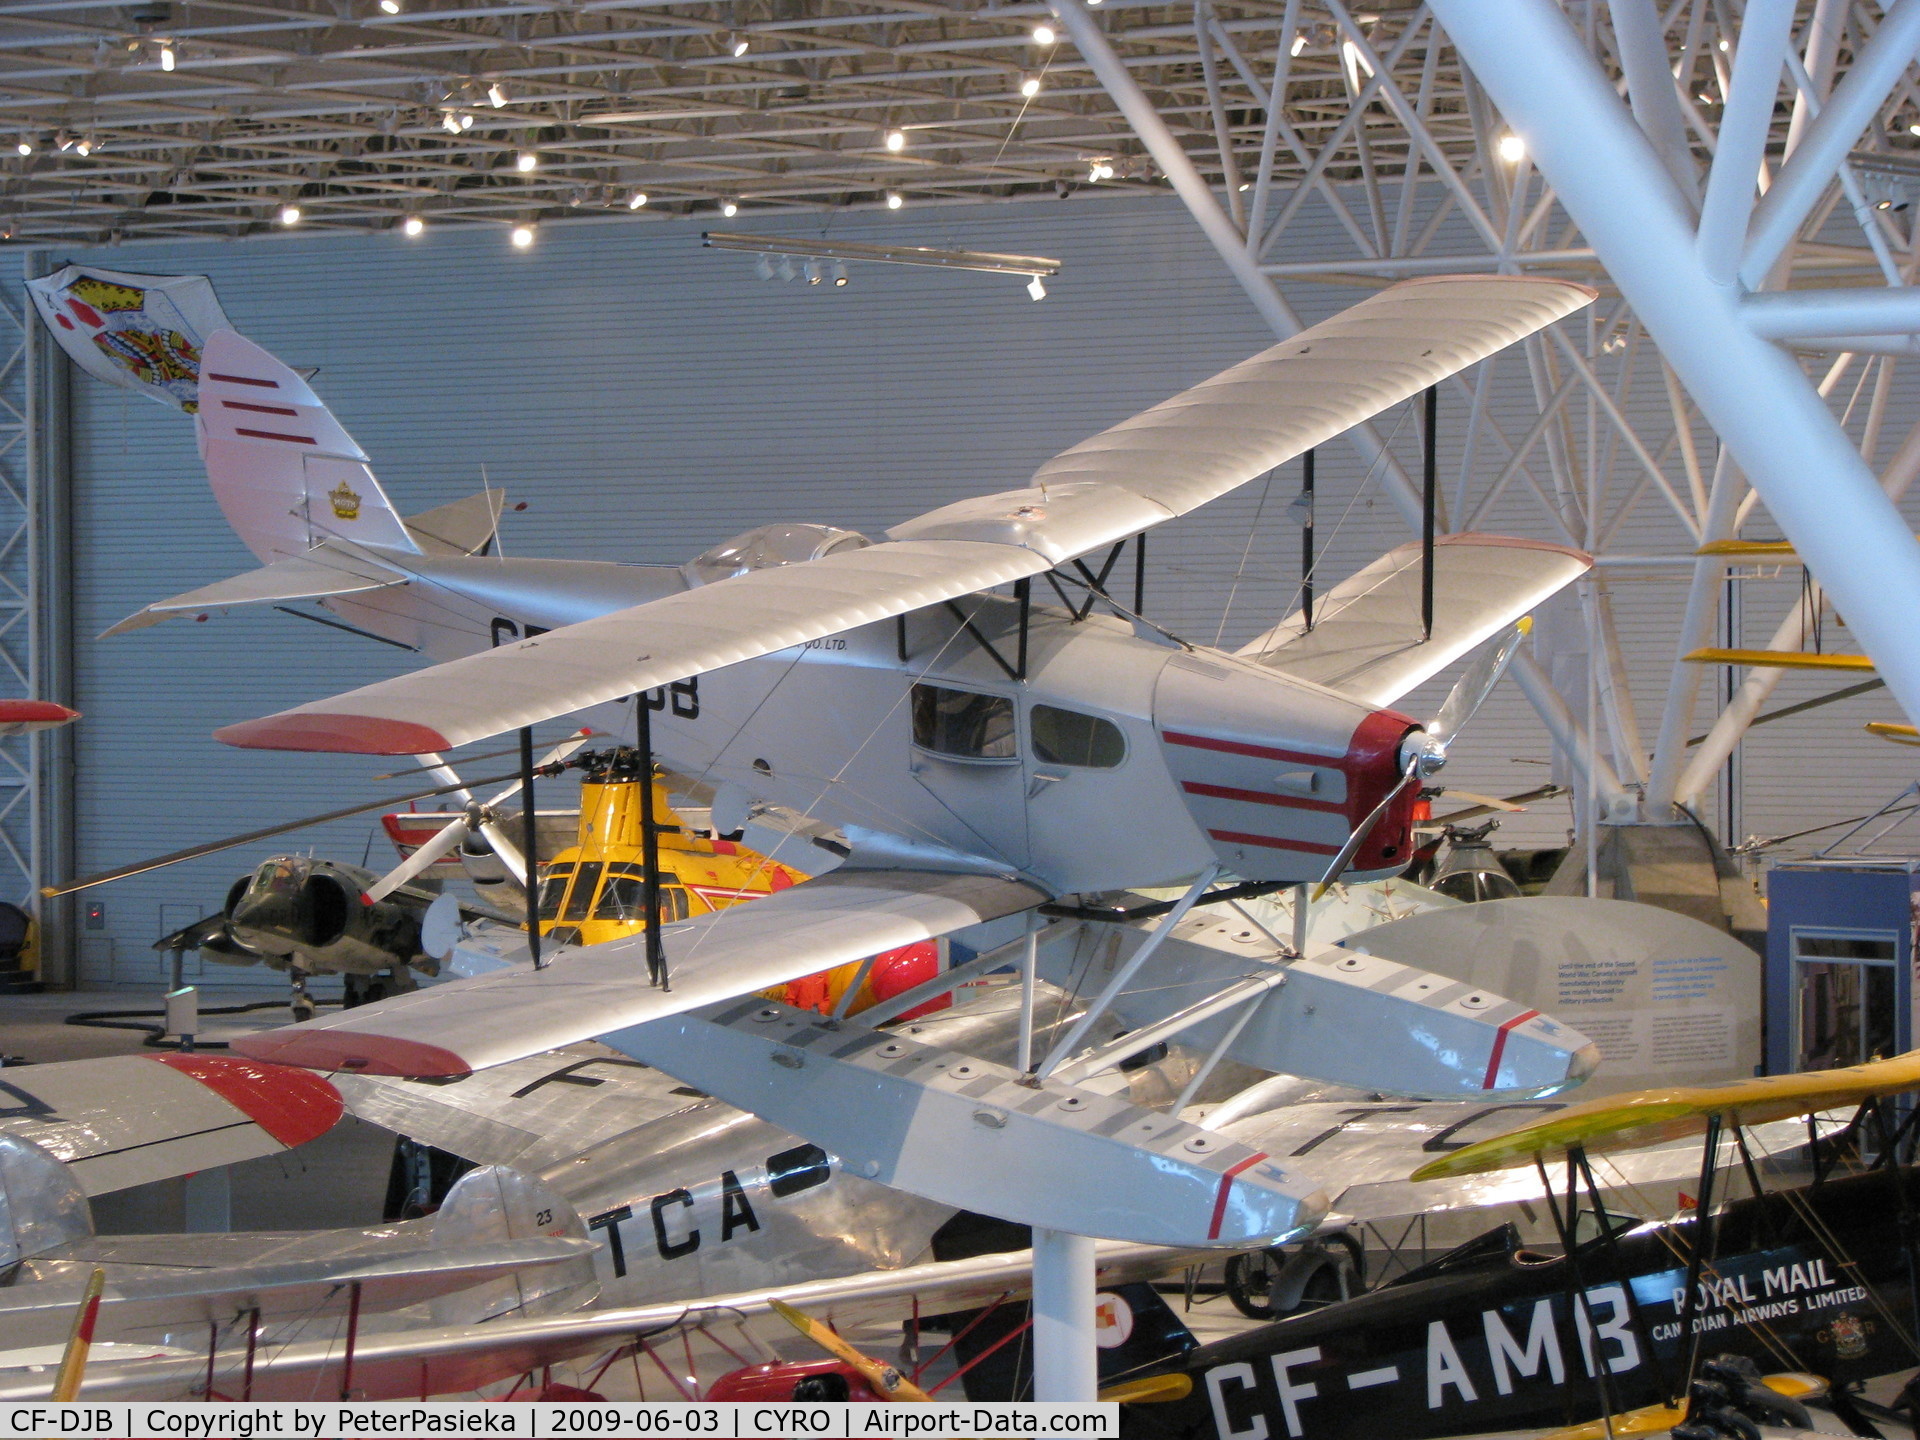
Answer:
706;1359;880;1402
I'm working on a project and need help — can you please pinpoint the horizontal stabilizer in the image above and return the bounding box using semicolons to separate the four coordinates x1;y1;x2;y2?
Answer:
609;995;1328;1248
101;545;410;638
1238;534;1590;708
212;277;1594;755
232;870;1045;1076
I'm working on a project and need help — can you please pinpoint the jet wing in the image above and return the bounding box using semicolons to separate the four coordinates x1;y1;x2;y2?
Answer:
231;870;1044;1076
332;1044;707;1171
0;1054;342;1195
211;276;1594;755
1235;534;1591;707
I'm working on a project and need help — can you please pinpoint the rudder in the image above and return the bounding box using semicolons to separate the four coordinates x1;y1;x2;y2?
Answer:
197;330;419;563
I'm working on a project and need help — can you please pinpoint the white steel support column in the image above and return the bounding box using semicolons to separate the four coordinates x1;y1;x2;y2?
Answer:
1434;0;1920;740
1031;1228;1098;1401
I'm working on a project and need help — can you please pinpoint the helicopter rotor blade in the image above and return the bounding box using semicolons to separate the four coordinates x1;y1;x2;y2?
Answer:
40;770;524;899
485;729;595;808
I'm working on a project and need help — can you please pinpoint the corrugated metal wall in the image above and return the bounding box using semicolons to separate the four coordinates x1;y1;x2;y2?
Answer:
42;195;1920;987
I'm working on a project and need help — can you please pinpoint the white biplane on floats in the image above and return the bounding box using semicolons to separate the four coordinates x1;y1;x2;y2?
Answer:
85;275;1612;1265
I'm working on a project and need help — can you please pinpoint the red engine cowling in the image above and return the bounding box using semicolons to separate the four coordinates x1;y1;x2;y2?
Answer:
706;1359;881;1402
1155;653;1420;883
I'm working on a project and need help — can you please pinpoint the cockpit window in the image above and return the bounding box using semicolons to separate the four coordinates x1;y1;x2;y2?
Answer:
560;861;604;922
536;862;575;920
594;871;689;922
911;684;1017;760
1031;705;1126;768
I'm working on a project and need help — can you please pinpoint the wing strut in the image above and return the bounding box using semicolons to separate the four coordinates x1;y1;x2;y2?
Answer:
636;698;668;989
519;727;543;971
1422;385;1437;641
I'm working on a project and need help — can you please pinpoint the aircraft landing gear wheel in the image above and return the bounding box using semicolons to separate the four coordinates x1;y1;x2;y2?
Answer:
1224;1249;1283;1320
290;974;316;1023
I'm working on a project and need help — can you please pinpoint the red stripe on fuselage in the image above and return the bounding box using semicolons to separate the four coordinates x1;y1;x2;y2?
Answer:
1182;780;1345;815
1208;1152;1271;1240
1481;1010;1542;1090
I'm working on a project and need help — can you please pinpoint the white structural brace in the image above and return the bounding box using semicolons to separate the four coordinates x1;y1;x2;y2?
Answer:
1432;0;1920;747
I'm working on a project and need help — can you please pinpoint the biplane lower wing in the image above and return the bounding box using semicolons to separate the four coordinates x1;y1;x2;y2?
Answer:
0;1054;342;1196
1236;535;1591;708
0;1240;1189;1402
232;870;1046;1077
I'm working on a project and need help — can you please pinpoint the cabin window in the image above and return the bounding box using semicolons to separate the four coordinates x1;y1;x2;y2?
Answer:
594;871;689;923
536;862;575;920
911;684;1016;760
1030;705;1126;768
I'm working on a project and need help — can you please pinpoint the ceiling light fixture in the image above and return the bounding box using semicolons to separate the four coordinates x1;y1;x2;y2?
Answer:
159;41;176;71
886;191;903;209
511;223;534;247
74;138;92;157
1087;159;1114;181
487;83;508;108
755;254;774;280
459;114;473;130
1020;75;1041;98
722;199;739;217
628;190;648;209
516;151;537;172
1497;133;1525;163
885;129;906;152
1032;24;1056;45
832;261;848;287
15;139;30;157
1027;275;1047;301
731;33;750;56
279;203;301;225
378;0;400;11
1290;32;1308;56
402;214;424;236
804;259;821;285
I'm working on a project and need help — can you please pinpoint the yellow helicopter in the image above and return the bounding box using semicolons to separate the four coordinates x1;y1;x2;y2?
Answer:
527;746;940;1018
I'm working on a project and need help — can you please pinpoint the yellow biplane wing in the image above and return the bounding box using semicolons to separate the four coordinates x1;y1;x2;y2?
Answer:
1866;721;1920;747
1411;1051;1920;1180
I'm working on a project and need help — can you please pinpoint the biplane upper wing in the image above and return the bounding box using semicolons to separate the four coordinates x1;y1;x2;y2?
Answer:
211;276;1592;755
0;1054;342;1195
1410;1050;1920;1179
1236;536;1591;708
231;869;1044;1077
1219;1100;1816;1222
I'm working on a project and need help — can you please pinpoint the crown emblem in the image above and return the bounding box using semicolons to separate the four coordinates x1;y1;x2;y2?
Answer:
328;481;362;521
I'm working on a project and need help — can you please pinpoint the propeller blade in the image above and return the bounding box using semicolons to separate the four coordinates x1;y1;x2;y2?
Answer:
768;1299;932;1402
1428;618;1531;752
363;814;467;903
1310;756;1420;902
41;770;524;899
1431;788;1525;813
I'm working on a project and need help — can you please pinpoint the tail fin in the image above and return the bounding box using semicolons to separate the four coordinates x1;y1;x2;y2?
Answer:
197;330;420;563
0;1132;94;1266
941;1281;1197;1401
428;1164;598;1324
